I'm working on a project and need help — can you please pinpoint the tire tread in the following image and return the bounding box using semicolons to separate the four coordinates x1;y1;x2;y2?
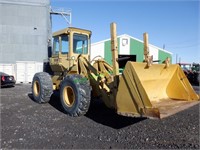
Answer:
32;72;53;103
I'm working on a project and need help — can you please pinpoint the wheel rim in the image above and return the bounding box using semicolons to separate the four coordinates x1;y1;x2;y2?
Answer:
33;81;40;96
63;86;75;107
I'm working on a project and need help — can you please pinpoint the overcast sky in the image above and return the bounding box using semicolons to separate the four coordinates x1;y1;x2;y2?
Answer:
51;0;200;64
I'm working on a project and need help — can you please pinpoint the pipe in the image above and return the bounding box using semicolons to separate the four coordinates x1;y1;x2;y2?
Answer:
110;22;119;76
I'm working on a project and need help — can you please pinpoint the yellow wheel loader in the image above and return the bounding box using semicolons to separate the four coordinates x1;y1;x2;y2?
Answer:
32;23;199;119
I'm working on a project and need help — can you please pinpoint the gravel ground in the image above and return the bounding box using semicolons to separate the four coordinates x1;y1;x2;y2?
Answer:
0;84;199;149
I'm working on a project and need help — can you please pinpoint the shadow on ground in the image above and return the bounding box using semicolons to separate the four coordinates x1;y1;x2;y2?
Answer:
0;85;15;88
85;99;146;129
28;92;146;129
48;91;66;113
28;91;65;113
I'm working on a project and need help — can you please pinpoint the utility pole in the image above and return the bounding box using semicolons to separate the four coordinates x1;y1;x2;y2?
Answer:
179;57;181;64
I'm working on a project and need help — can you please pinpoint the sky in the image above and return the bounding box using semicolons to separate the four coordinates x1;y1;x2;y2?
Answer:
50;0;200;64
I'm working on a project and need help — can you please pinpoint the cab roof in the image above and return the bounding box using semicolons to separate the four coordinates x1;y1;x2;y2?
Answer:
53;27;92;37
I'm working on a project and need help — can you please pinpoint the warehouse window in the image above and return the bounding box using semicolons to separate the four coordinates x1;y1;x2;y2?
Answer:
122;38;128;46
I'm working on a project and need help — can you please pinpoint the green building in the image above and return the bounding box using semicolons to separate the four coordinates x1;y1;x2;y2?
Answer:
91;34;172;66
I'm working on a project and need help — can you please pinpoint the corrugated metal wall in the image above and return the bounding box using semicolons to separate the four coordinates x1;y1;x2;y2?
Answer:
158;49;172;63
104;38;120;65
130;38;144;62
90;42;105;62
0;0;51;63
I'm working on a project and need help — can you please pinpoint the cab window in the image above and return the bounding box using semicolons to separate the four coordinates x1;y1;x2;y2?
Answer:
61;35;69;54
73;33;88;54
53;36;59;54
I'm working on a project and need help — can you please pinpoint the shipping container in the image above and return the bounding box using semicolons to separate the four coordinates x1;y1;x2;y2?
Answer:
16;61;43;83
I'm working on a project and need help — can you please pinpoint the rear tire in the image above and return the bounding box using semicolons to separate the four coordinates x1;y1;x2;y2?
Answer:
60;74;91;116
32;72;53;103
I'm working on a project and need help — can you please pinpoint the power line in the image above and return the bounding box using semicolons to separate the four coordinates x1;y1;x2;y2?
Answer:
166;43;200;49
166;39;198;46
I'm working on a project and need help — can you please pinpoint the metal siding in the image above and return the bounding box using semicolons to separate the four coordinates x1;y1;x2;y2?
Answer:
158;50;172;64
117;38;120;54
0;64;15;77
149;46;159;63
104;38;120;65
0;0;50;63
0;0;49;5
130;38;144;62
90;42;105;61
104;40;112;65
16;61;43;83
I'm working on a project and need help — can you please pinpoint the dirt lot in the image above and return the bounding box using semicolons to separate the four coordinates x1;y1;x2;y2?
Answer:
0;84;199;149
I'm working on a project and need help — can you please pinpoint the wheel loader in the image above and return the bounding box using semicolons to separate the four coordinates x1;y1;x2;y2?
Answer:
32;23;199;119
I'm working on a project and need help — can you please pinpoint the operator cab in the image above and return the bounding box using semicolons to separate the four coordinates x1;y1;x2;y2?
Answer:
50;27;92;72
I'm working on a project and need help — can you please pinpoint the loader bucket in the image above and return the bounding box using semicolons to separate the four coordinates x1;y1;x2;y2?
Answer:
116;62;199;119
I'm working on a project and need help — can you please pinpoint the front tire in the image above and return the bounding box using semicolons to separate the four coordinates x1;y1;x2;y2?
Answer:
32;72;53;103
60;74;91;116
